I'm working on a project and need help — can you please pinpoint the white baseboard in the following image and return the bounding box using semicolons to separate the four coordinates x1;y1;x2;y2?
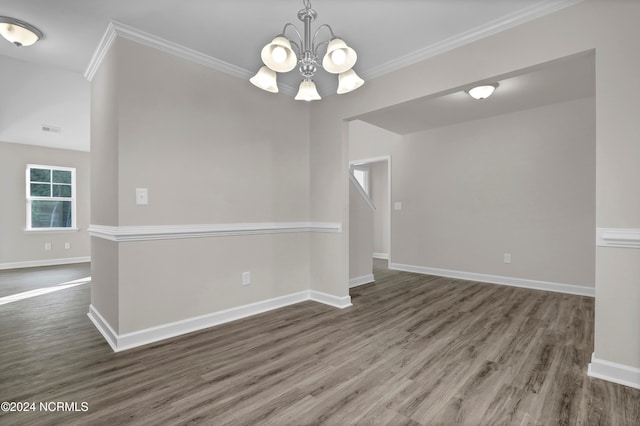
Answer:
389;262;595;297
87;305;119;352
349;274;375;288
88;289;352;352
0;256;91;270
588;353;640;390
309;290;352;309
373;253;389;260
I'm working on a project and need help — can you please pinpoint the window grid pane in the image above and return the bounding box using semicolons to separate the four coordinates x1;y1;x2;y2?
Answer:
52;170;72;184
30;183;51;197
30;168;51;183
52;184;72;198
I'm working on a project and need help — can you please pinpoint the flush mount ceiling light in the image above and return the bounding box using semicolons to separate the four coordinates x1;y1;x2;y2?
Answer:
250;0;364;101
467;83;499;100
0;16;43;47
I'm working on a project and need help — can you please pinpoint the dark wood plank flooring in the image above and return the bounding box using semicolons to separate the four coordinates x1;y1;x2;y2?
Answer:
0;263;90;297
0;260;638;425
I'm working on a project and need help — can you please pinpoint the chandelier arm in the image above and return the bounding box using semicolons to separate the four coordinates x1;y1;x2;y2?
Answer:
281;23;304;48
311;24;336;56
311;24;335;53
314;40;330;59
289;40;302;57
313;24;335;44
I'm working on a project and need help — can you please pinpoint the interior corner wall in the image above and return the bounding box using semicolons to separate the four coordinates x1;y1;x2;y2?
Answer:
0;141;90;268
90;36;312;336
309;0;640;374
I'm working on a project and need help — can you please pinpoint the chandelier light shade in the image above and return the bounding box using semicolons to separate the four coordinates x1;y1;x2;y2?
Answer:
337;69;365;94
249;66;279;93
0;16;43;47
322;38;357;74
295;80;322;101
251;0;363;101
260;36;297;73
467;83;499;100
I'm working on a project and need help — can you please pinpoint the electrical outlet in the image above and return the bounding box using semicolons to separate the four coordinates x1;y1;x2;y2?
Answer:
44;242;52;251
242;272;251;286
394;202;402;210
504;253;511;264
65;242;71;249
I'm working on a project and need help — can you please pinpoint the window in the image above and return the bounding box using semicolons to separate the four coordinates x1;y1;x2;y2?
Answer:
352;167;370;195
26;165;76;230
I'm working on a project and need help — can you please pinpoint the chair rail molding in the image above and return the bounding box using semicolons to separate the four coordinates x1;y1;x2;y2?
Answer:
596;228;640;249
88;222;342;242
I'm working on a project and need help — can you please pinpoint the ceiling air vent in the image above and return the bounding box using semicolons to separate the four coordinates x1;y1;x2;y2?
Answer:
41;124;61;133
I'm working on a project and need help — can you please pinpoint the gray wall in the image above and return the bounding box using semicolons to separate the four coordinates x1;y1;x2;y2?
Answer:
351;96;596;287
0;141;90;268
91;37;312;334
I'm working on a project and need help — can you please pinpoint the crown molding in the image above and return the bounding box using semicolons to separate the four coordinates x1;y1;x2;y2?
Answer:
362;0;584;80
84;21;248;81
85;1;581;95
84;22;117;81
84;21;297;95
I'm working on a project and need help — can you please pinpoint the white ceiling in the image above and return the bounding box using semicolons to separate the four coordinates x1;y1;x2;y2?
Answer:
356;51;595;135
1;0;580;92
0;0;584;151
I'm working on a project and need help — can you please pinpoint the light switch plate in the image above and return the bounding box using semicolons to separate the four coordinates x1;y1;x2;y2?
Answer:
394;202;402;210
136;188;148;205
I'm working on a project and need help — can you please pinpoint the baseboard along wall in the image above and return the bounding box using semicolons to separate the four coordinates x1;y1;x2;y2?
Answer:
588;353;640;390
0;256;91;270
88;289;351;352
389;262;595;297
349;274;375;288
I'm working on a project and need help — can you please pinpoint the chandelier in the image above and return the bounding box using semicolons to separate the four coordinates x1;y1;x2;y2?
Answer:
250;0;364;101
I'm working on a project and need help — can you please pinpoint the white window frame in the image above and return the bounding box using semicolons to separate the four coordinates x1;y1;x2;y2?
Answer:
352;166;370;196
25;164;77;232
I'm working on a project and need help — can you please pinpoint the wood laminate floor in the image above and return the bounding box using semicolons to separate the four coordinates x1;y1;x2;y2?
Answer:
0;261;638;425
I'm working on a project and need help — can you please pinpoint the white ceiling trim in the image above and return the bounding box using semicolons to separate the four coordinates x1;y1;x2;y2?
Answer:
84;21;249;81
84;21;297;95
84;22;117;81
83;1;581;96
362;0;584;80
